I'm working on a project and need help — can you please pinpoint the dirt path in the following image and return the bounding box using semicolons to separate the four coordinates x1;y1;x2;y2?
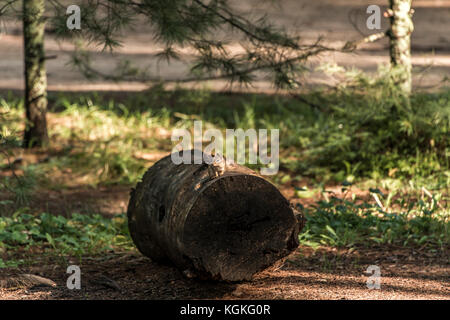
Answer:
0;0;449;93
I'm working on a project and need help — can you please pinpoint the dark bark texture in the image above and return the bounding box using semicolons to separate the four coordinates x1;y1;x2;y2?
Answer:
23;0;49;147
127;150;304;281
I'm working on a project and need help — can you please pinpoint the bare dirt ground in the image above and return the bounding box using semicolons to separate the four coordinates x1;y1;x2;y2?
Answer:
0;0;449;93
0;245;448;300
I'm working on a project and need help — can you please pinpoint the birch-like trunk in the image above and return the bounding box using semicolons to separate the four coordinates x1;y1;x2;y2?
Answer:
23;0;49;147
388;0;414;94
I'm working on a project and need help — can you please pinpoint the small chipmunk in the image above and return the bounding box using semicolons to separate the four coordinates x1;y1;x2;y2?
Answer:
207;153;226;179
194;153;227;190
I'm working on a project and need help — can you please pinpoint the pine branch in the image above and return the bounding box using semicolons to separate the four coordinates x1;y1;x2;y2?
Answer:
0;0;19;16
191;0;297;48
342;32;387;51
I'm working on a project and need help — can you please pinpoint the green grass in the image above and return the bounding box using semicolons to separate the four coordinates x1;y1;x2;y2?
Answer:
297;186;449;250
0;209;132;267
1;71;449;187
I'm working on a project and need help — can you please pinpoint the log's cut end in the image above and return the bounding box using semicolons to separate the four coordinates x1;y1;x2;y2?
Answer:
127;151;303;282
183;174;299;281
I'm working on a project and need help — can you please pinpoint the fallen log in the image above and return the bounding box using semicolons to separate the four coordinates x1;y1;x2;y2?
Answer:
127;150;304;281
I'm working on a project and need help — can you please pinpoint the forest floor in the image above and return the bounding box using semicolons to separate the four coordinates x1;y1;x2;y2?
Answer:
0;182;449;300
1;87;449;299
1;244;448;300
1;85;449;299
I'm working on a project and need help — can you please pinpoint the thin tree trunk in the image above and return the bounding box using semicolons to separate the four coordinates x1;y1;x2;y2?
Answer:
23;0;49;148
387;0;414;94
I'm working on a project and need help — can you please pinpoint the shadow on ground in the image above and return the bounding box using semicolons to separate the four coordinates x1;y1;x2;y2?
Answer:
1;245;448;300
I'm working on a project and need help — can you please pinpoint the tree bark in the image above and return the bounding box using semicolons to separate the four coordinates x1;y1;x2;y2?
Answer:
387;0;414;94
23;0;49;148
127;150;304;281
